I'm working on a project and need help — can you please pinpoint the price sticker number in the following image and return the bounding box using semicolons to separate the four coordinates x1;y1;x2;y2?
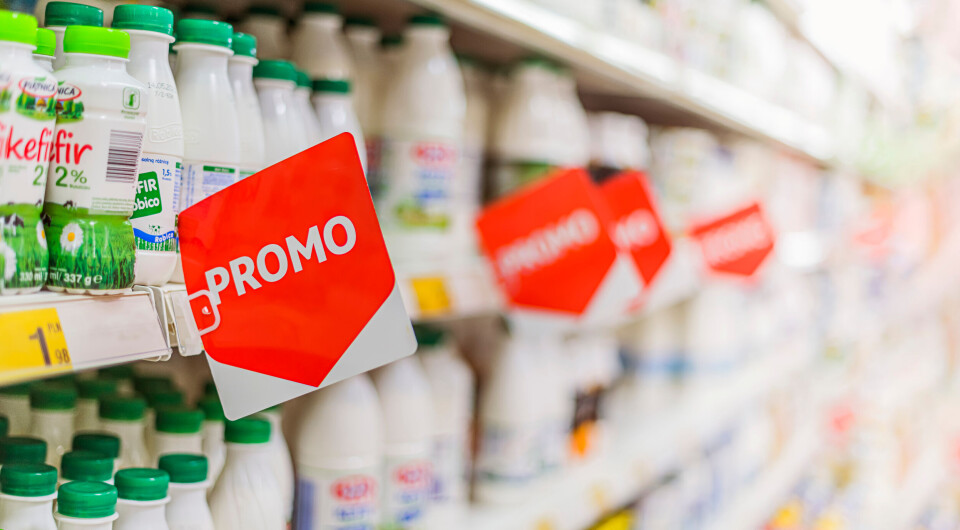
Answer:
410;276;452;317
0;308;72;383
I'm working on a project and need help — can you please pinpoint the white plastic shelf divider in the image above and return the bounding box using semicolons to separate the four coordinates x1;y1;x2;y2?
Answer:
406;0;836;164
0;289;170;384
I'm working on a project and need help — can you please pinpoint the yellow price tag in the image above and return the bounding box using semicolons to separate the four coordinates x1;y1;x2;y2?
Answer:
593;512;632;530
0;308;72;384
410;276;451;317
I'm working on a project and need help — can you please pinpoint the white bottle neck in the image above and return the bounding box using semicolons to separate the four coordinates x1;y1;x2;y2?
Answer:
0;493;56;525
115;498;170;529
174;44;231;76
31;409;73;433
202;420;224;442
254;79;295;94
228;56;257;80
0;41;35;62
345;28;379;50
63;53;128;71
127;30;175;65
101;419;146;445
301;14;341;30
55;513;118;530
224;442;270;464
168;482;209;509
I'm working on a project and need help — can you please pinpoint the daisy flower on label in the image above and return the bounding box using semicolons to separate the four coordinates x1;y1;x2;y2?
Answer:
0;240;16;281
60;223;84;254
36;221;47;249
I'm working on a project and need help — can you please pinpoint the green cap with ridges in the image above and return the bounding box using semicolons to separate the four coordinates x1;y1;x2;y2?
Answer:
0;437;47;465
111;5;175;36
345;15;376;28
224;418;270;444
30;383;77;410
143;388;184;409
155;407;203;434
175;19;233;49
312;78;350;93
45;2;103;28
0;382;32;396
253;59;297;82
198;397;224;422
304;1;338;14
131;375;172;394
296;69;311;89
232;32;256;58
409;12;445;26
99;395;146;421
61;451;113;482
0;11;38;47
0;463;57;497
72;432;120;459
63;26;130;59
413;324;445;347
57;481;117;518
158;454;207;484
77;379;118;400
36;28;55;55
115;468;169;501
98;365;133;382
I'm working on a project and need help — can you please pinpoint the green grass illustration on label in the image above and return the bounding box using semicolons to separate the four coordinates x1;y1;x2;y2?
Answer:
0;87;11;113
44;203;135;290
15;92;56;120
0;204;48;291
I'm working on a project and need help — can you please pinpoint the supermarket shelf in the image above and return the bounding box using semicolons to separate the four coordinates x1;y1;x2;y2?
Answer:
406;0;836;164
0;289;170;384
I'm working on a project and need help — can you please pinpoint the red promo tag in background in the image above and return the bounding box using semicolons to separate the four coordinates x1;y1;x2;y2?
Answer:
476;168;639;316
179;134;416;418
689;201;776;277
599;170;671;286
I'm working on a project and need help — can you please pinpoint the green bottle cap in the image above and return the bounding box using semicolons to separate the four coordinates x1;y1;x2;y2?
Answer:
77;379;118;400
0;463;57;497
413;324;445;347
47;374;77;387
203;381;218;397
45;2;103;28
36;28;56;56
0;11;38;47
115;468;169;501
0;437;46;465
57;481;117;518
312;78;350;94
61;451;113;482
247;5;282;17
155;407;203;434
345;15;376;28
30;383;77;411
98;365;134;382
224;418;270;444
304;1;338;14
99;396;146;421
0;415;8;438
112;5;175;36
409;12;445;27
231;32;256;58
175;18;233;49
380;34;403;48
63;26;130;59
72;432;120;459
131;375;172;395
296;69;311;89
143;388;183;409
158;454;207;484
252;59;297;82
198;397;224;422
0;383;32;396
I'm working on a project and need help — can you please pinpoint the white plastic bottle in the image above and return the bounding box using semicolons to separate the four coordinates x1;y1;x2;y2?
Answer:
28;384;76;470
70;433;120;474
54;481;119;530
416;326;475;524
114;468;170;530
0;437;47;469
458;55;489;213
373;357;433;528
343;16;380;141
259;406;294;527
366;33;403;196
173;19;242;212
209;418;285;530
60;450;113;485
0;463;58;530
43;1;103;71
197;397;225;488
158;454;214;530
98;396;149;469
378;13;467;266
312;79;367;173
0;11;56;295
112;4;184;287
74;379;116;432
152;407;203;465
294;374;382;530
290;2;352;81
142;389;184;458
475;334;545;504
236;6;289;60
228;32;266;179
253;59;305;165
294;70;323;146
44;26;148;294
34;28;56;71
0;384;33;435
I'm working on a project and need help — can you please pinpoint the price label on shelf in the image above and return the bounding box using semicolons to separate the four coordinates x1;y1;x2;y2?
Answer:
178;134;417;419
599;170;671;286
689;201;775;277
0;308;72;383
409;276;452;317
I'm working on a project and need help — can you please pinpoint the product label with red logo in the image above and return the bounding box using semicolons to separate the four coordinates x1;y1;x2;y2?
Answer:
599;171;671;286
382;455;431;528
295;466;379;530
689;201;775;277
377;137;460;231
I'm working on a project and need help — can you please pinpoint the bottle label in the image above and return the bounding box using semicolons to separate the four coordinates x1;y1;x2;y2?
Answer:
430;432;469;504
239;168;256;180
377;137;459;231
179;163;238;210
294;466;378;530
476;423;540;484
382;455;431;528
131;156;181;252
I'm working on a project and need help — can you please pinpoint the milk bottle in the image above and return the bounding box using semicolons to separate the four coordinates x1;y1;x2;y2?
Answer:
259;405;294;527
158;454;214;530
54;481;119;530
74;379;116;432
290;2;352;81
312;79;367;173
252;59;304;165
98;396;149;469
0;383;32;435
34;28;56;72
29;384;76;469
43;1;103;71
236;6;289;60
152;407;202;464
0;463;58;530
343;16;380;142
197;397;225;487
294;69;322;145
228;32;265;179
114;468;170;530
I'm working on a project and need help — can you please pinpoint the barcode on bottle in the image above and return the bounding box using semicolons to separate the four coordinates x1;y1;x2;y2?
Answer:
105;129;143;184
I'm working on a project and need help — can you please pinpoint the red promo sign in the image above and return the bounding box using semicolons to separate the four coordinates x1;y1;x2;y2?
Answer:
475;168;622;315
599;171;671;285
689;201;775;277
179;134;413;389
